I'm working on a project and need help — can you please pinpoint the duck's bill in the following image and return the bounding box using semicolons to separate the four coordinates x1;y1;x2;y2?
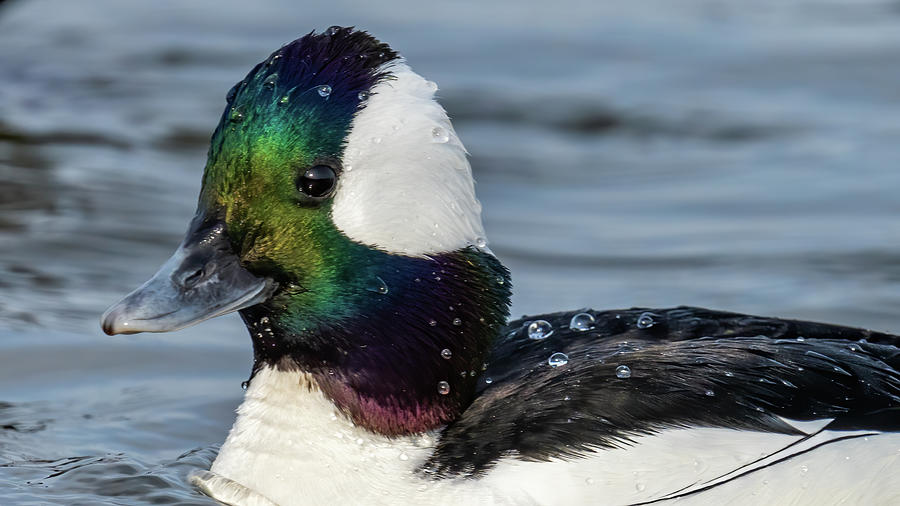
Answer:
101;217;276;335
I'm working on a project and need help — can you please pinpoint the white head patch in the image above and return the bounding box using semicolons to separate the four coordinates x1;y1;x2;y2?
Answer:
332;62;486;257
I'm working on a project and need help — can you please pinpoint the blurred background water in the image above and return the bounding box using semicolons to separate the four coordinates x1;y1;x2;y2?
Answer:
1;0;900;503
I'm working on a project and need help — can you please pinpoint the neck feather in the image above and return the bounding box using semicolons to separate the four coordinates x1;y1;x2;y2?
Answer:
240;247;511;435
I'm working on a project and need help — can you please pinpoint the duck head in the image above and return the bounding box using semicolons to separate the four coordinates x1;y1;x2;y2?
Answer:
101;27;511;434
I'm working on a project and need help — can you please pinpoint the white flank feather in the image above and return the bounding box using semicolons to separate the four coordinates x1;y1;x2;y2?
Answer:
194;368;900;506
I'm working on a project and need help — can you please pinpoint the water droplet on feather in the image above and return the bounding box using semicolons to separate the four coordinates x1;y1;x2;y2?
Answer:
367;276;388;294
636;312;656;329
570;312;595;332
431;126;449;143
548;352;569;367
527;320;553;340
263;73;278;90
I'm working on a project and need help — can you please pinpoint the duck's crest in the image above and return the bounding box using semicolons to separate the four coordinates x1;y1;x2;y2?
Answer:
230;26;398;110
206;27;399;170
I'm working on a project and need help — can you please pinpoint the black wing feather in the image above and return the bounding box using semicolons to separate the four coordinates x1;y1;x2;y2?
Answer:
424;307;900;477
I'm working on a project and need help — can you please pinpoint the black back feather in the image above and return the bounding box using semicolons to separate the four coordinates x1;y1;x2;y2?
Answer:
424;306;900;477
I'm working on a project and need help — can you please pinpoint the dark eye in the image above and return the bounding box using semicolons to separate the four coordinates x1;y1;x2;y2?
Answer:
297;165;337;199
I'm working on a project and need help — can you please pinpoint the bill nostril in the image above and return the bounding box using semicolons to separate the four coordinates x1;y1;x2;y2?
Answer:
180;268;205;289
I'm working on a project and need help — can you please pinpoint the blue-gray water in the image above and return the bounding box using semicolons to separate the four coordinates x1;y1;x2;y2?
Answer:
2;0;900;503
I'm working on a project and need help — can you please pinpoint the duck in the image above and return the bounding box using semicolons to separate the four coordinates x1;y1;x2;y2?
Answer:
100;27;900;506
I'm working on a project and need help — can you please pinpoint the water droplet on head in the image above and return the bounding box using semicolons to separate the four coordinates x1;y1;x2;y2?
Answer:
326;25;341;36
428;319;437;327
317;84;332;98
229;107;245;123
371;136;382;144
585;477;595;485
635;482;646;492
431;126;449;143
475;237;487;248
484;377;493;384
452;318;462;326
399;453;409;461
267;53;282;66
496;276;505;285
441;348;452;359
570;312;596;332
425;80;438;92
548;352;569;367
279;95;290;105
358;91;369;101
366;276;389;295
800;464;809;474
527;320;554;340
636;312;656;329
796;336;806;342
705;389;715;397
437;381;450;395
263;73;278;90
241;381;249;390
615;365;632;378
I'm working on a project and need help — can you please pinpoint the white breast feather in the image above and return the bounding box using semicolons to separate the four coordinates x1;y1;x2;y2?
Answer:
194;367;900;506
331;62;486;257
